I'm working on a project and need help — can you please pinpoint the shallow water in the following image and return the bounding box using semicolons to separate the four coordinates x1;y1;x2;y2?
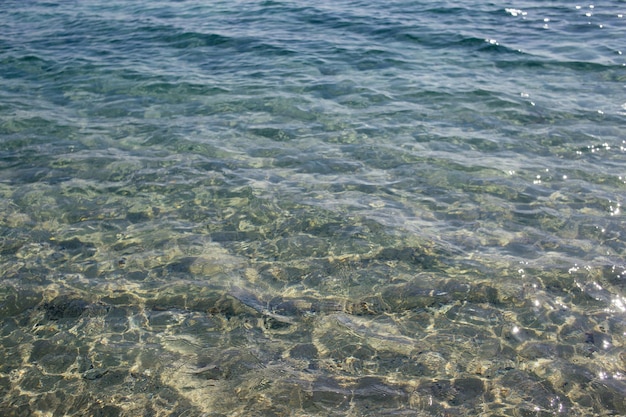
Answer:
1;0;625;415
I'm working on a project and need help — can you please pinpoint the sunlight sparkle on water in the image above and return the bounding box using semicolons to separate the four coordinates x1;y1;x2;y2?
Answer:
611;297;626;313
505;8;527;18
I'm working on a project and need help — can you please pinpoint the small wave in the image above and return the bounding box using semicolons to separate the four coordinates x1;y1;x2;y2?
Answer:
159;31;233;49
494;58;621;72
398;32;525;55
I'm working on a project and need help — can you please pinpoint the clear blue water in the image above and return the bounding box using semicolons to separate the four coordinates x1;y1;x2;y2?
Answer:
1;1;625;415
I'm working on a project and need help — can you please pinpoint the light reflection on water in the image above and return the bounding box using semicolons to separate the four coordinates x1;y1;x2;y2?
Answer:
2;169;625;415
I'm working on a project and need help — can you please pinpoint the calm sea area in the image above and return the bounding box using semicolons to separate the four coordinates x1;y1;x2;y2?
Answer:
1;0;625;415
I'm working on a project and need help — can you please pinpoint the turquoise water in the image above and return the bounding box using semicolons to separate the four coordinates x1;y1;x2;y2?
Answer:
1;1;625;415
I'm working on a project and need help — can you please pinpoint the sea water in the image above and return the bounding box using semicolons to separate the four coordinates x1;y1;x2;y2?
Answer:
1;0;625;415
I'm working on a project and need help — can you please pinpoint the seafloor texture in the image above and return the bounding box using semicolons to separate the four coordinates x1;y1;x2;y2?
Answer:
1;178;625;416
1;0;626;415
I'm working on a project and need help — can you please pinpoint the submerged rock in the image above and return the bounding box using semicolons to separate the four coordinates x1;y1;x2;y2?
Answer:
42;296;91;320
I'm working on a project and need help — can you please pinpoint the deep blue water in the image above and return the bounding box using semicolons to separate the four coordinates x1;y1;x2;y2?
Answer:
1;1;625;416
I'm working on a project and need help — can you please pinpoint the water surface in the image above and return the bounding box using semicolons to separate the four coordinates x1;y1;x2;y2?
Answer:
1;0;625;415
